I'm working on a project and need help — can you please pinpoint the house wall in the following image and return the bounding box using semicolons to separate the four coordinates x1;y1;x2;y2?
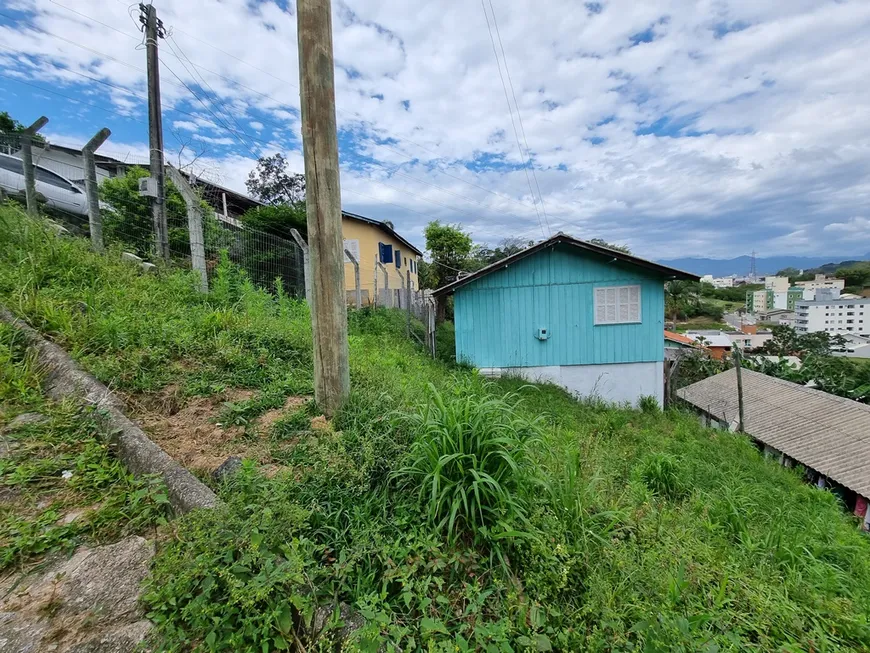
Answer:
341;218;419;303
453;245;665;370
482;361;664;407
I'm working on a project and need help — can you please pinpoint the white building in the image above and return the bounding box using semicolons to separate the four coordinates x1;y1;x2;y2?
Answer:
764;276;790;293
833;334;870;359
795;274;845;293
794;298;870;337
700;275;735;289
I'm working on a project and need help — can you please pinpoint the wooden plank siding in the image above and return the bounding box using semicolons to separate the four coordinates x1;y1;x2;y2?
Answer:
454;245;665;368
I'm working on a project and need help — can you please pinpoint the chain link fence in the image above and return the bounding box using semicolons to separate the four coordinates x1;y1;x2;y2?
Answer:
0;133;305;298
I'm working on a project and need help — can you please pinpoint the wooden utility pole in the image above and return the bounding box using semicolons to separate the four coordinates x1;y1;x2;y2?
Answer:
732;347;745;432
297;0;350;416
141;3;169;260
82;127;111;251
21;116;48;216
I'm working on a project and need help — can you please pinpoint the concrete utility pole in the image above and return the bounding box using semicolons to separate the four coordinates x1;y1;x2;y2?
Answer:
21;116;48;216
297;0;350;416
141;3;169;260
82;127;111;251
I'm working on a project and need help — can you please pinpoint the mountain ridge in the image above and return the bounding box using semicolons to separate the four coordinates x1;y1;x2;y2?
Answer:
656;253;870;277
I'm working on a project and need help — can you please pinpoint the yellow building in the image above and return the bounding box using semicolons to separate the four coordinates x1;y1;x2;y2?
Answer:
341;211;422;305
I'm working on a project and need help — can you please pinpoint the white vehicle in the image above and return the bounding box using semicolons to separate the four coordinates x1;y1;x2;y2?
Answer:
0;152;89;217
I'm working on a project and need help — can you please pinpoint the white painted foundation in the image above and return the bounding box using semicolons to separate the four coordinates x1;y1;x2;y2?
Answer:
480;361;663;407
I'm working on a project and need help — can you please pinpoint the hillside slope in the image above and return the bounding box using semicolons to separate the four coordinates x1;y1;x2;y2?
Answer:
2;205;870;651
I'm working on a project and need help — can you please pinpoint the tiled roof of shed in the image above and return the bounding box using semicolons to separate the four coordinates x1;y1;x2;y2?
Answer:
676;368;870;497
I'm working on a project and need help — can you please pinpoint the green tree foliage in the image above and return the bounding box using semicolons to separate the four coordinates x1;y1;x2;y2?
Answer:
0;110;46;143
422;220;472;289
239;204;307;241
467;237;534;271
836;262;870;289
760;325;845;357
666;280;724;323
99;167;189;257
588;237;631;254
245;153;305;206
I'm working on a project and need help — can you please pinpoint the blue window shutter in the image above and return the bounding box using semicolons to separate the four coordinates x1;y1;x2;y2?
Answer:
379;242;393;263
396;249;401;269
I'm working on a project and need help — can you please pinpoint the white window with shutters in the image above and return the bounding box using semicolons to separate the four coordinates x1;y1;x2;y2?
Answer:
594;285;641;325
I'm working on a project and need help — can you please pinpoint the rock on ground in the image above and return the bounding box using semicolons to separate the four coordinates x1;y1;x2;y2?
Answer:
0;536;154;653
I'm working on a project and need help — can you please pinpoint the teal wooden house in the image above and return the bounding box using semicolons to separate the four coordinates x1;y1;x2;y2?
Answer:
433;234;698;406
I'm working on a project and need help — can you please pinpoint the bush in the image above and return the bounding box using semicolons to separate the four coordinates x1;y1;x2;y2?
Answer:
239;204;306;240
394;382;540;549
637;453;688;500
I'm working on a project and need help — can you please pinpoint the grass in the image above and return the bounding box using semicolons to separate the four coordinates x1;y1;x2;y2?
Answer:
0;322;171;572
3;204;870;651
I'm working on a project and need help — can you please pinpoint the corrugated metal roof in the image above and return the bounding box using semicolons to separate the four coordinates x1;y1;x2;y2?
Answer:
676;369;870;497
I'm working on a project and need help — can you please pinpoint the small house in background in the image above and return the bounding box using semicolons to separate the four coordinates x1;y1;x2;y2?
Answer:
664;330;699;360
677;369;870;531
433;233;698;407
684;331;733;360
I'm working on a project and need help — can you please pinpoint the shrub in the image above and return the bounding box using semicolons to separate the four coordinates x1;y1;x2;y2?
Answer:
638;452;688;500
393;382;540;549
638;395;661;414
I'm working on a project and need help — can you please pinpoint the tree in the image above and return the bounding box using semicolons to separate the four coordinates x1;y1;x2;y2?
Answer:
0;110;46;144
588;238;631;254
239;204;307;240
467;237;534;271
246;154;305;206
836;263;870;289
424;221;473;320
760;325;845;357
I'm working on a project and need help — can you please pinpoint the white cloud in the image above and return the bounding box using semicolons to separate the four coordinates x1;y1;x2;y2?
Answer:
2;0;870;258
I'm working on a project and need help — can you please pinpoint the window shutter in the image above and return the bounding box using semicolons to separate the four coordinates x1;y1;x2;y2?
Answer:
379;243;393;264
595;288;606;323
395;249;401;268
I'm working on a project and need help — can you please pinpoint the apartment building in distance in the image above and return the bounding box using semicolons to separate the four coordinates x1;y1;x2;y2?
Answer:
795;274;846;294
794;298;870;337
700;275;735;288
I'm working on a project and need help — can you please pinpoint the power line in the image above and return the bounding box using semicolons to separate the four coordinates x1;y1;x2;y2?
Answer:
480;0;546;238
16;3;550;233
486;0;551;236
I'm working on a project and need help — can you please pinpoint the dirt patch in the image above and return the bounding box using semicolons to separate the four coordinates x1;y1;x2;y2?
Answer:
128;387;308;474
258;396;308;431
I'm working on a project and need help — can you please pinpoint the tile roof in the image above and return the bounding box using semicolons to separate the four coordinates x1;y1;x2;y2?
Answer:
664;330;697;346
677;369;870;497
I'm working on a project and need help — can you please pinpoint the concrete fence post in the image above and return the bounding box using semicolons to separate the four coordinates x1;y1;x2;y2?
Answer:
165;166;208;293
373;255;379;308
406;269;412;337
21;116;49;216
345;248;361;309
290;229;312;305
376;261;389;308
82;127;111;252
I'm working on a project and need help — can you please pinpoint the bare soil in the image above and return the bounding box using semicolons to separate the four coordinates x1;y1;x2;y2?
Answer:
124;386;310;474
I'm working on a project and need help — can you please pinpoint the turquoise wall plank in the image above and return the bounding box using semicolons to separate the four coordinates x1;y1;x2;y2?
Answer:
454;245;665;367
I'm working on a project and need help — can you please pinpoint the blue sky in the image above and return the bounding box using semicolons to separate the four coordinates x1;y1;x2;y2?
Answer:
1;0;869;259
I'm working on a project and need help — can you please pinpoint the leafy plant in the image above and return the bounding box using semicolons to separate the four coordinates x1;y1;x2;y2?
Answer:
394;382;539;549
637;452;688;500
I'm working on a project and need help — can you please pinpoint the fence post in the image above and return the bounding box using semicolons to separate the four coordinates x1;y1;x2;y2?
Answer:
21;116;49;216
376;261;389;308
165;166;208;293
406;269;412;338
82;127;111;251
373;255;379;308
427;298;436;358
290;229;312;305
345;248;361;309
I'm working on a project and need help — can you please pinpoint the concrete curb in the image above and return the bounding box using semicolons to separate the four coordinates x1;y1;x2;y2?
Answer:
0;307;218;514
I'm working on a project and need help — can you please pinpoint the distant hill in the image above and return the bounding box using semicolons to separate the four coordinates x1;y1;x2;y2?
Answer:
657;254;870;277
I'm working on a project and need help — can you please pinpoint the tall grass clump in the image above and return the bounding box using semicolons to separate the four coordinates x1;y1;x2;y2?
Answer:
394;381;540;549
638;452;688;500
